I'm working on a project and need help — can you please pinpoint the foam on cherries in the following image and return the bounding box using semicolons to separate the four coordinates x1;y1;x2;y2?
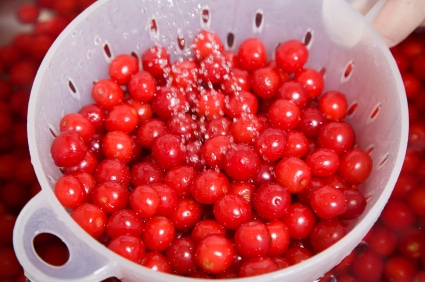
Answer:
49;29;373;278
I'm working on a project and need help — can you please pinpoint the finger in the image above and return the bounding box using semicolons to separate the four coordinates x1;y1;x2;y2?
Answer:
373;0;425;47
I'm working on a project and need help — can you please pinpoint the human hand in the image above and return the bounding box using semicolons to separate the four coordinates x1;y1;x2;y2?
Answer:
350;0;425;48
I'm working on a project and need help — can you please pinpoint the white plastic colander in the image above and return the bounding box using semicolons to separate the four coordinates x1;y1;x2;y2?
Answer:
13;0;408;281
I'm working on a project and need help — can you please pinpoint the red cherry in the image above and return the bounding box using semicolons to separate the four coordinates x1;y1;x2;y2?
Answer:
310;219;347;252
195;235;234;274
213;194;252;230
310;185;347;219
283;202;316;240
151;133;186;170
130;185;160;219
71;203;107;239
268;99;300;131
319;90;348;121
50;131;88;167
91;182;129;214
142;216;176;251
224;143;261;181
91;79;124;110
141;45;171;78
294;68;324;98
106;209;144;238
108;54;139;85
108;235;145;263
338;148;373;185
239;257;279;277
274;157;311;194
251;67;281;99
128;71;156;102
235;221;271;258
54;174;86;209
237;38;267;72
252;182;291;221
59;113;95;143
275;39;309;73
192;30;224;62
165;237;197;275
191;169;229;204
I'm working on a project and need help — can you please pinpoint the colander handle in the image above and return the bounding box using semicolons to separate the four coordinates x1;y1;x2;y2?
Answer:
13;192;118;282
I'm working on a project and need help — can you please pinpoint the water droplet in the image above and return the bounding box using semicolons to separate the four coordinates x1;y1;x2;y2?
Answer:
255;11;263;28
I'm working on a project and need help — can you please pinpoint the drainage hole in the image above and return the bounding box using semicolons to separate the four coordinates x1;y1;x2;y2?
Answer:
68;80;76;94
201;8;209;24
255;11;263;28
303;29;313;48
378;152;390;168
347;101;359;117
177;36;185;50
341;60;355;83
131;51;138;61
48;125;58;138
369;103;381;121
103;43;112;59
33;233;69;267
227;32;235;49
319;67;327;77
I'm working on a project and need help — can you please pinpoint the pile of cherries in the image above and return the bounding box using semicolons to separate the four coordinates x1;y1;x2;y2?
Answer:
50;19;373;280
0;1;424;281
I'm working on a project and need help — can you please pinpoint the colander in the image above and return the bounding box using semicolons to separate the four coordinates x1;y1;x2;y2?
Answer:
13;0;408;281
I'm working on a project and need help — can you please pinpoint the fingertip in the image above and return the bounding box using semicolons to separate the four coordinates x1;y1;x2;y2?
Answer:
372;0;425;48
